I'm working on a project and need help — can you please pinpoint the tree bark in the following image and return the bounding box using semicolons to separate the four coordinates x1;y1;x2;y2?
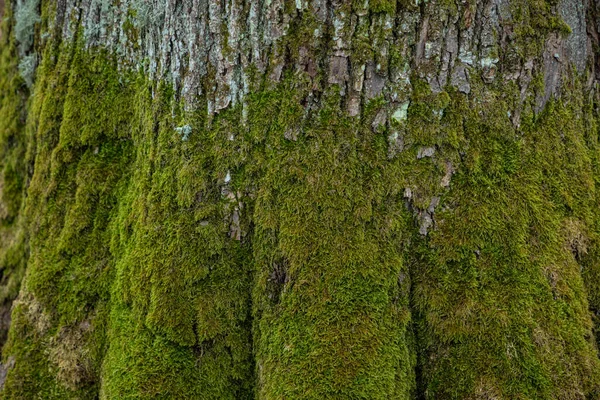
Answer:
0;0;599;398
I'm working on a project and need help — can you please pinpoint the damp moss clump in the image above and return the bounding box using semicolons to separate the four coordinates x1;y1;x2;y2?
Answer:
0;1;599;399
250;81;416;399
406;76;600;398
0;0;30;350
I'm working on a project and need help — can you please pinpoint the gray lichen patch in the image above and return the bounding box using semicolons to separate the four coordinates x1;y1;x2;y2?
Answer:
372;109;387;132
21;0;586;128
392;101;410;122
558;0;586;72
175;124;192;141
419;212;433;235
387;130;404;158
17;53;36;88
440;160;453;188
14;0;39;54
479;57;499;69
13;0;40;87
417;146;435;159
451;66;470;94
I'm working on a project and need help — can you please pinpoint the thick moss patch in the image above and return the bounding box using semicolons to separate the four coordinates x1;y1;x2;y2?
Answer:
0;1;599;399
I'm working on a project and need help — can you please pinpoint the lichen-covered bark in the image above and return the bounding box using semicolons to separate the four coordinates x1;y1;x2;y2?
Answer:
0;0;599;399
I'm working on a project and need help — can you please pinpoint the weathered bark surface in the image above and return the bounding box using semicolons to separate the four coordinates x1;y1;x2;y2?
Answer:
0;0;599;399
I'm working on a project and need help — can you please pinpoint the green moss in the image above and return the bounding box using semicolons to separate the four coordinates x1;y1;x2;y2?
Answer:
510;0;572;58
350;15;373;65
248;82;415;399
0;11;258;392
102;79;254;398
0;2;599;399
0;0;30;348
122;13;140;52
369;0;397;14
406;75;600;398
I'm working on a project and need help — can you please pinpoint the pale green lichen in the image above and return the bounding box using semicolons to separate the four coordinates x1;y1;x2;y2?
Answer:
392;101;410;122
16;53;36;87
174;124;192;141
13;0;39;53
479;56;499;68
13;0;40;86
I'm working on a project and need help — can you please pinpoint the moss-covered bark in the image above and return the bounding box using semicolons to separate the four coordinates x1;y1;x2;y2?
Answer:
0;0;599;399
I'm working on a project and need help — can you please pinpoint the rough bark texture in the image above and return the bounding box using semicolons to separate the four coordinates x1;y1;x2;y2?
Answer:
0;0;600;399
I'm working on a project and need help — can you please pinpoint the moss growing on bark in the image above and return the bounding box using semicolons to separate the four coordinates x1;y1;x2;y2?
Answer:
249;82;416;399
408;79;600;398
0;35;256;398
0;0;29;350
0;1;599;399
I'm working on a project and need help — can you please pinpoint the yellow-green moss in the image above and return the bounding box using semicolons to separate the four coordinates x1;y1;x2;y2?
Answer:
406;76;600;398
0;0;30;348
0;1;599;399
369;0;397;14
1;34;256;397
250;83;416;399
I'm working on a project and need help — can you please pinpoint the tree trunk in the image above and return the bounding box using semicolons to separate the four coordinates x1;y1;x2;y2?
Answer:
0;0;599;398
